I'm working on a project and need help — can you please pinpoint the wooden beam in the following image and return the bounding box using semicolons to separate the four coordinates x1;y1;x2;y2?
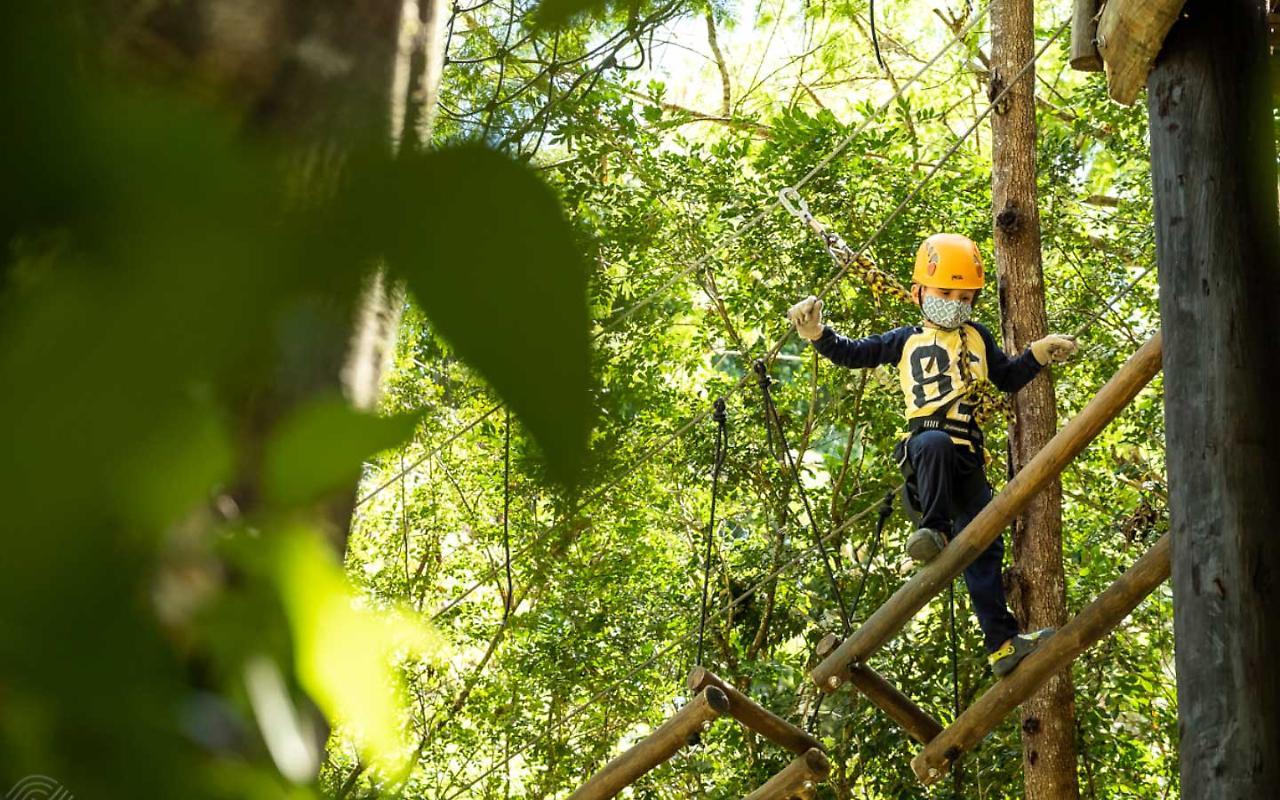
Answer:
910;533;1171;785
810;332;1163;691
1095;0;1187;105
568;687;730;800
742;748;830;800
686;667;823;755
1071;0;1103;71
1147;3;1280;796
814;635;942;744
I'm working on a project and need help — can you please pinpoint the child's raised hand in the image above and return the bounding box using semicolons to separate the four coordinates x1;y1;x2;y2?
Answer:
1031;334;1078;365
787;295;825;341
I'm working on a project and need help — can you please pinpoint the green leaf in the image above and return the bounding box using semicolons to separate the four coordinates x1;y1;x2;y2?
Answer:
276;527;442;776
263;397;420;506
348;145;593;486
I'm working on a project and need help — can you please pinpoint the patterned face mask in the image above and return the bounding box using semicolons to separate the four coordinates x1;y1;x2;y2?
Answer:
921;295;972;329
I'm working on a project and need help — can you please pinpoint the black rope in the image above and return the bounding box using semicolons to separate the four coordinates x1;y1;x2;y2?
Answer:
801;488;894;736
695;397;729;667
870;0;887;70
948;581;961;799
753;359;852;636
847;490;895;618
805;689;826;734
502;407;514;621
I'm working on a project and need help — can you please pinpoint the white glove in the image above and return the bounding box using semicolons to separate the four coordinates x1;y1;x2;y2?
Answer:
1030;334;1078;365
787;295;825;341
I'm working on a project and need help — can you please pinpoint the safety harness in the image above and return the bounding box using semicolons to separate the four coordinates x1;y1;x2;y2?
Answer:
893;324;989;524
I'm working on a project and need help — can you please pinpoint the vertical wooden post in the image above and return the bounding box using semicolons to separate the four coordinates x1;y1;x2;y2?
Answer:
1071;0;1103;71
1147;1;1280;796
988;0;1080;796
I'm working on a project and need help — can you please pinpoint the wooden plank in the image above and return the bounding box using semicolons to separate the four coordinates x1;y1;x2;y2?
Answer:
1071;0;1103;71
686;667;823;755
810;332;1163;691
1147;3;1280;796
1095;0;1186;104
813;635;942;745
911;533;1171;785
568;687;730;800
742;748;830;800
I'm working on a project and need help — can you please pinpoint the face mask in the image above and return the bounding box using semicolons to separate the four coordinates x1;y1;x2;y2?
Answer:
921;295;972;329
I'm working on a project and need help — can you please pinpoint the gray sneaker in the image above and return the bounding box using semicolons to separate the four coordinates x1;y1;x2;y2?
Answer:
906;527;948;564
989;628;1055;678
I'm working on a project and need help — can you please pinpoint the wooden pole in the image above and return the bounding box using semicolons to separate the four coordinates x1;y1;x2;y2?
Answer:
810;333;1163;690
911;533;1171;785
1147;2;1280;796
567;687;730;800
813;634;942;744
742;748;830;800
686;667;823;755
989;0;1080;793
1070;0;1102;71
1095;0;1186;104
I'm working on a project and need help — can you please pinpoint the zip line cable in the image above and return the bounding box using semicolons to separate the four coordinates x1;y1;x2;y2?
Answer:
355;2;995;510
1070;261;1157;341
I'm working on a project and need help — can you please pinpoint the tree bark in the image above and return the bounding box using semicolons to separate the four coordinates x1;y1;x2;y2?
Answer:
704;10;731;117
988;1;1080;797
1147;2;1280;796
114;0;446;552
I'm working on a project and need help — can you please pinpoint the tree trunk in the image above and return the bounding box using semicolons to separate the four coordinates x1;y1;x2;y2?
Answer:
114;0;448;552
1147;2;1280;796
988;1;1080;797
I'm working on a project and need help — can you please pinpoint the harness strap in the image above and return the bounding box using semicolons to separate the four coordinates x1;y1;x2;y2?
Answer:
906;415;982;446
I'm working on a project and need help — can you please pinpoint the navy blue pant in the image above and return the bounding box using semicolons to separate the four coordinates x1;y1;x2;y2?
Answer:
906;430;1019;653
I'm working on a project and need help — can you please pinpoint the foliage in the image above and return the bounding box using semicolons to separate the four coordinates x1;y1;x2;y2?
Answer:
0;3;595;797
0;0;1182;798
345;0;1174;797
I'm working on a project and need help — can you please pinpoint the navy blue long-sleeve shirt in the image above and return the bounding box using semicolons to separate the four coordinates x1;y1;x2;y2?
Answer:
811;321;1042;439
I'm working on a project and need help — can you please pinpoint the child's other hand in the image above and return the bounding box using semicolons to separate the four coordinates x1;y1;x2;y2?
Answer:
787;295;825;341
1031;334;1078;365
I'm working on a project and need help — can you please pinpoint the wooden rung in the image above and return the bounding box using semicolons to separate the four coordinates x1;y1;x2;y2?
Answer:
742;748;830;800
813;634;942;745
568;687;730;800
810;332;1163;691
687;666;823;755
911;532;1171;785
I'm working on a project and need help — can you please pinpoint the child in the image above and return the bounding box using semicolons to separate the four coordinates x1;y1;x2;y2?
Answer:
786;233;1077;677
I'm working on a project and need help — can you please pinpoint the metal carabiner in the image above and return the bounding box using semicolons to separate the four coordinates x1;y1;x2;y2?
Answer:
777;186;812;221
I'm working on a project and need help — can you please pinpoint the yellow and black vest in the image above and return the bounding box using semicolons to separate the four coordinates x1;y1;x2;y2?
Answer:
811;320;1043;447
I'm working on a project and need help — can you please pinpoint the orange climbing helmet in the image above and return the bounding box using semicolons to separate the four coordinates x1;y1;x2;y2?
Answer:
911;233;985;290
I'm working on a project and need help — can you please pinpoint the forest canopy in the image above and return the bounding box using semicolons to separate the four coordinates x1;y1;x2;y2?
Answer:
0;1;1179;799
